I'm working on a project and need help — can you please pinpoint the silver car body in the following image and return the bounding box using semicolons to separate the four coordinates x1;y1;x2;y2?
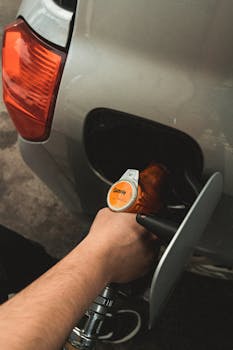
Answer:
18;0;233;261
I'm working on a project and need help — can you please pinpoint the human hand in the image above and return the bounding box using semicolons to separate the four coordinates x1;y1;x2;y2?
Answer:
85;208;159;284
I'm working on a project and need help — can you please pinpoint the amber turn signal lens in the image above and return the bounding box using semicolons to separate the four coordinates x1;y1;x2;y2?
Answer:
2;19;66;141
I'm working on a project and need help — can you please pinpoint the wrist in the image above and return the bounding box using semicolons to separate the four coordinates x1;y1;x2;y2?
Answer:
75;235;113;285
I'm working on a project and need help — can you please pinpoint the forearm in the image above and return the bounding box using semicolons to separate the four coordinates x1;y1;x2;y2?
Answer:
0;208;156;350
0;236;109;350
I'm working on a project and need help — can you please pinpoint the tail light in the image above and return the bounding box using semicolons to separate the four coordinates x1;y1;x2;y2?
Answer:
2;19;66;142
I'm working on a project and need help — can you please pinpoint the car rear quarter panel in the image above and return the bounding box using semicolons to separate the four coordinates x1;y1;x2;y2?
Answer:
52;0;233;195
18;0;233;217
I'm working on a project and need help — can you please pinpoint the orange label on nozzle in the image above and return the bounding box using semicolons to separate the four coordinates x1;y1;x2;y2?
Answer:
107;164;168;214
108;181;135;210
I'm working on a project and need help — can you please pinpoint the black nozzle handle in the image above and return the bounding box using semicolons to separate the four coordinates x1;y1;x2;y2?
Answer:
136;214;178;244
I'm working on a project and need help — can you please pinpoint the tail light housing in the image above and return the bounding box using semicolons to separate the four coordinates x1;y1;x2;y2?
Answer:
2;19;66;142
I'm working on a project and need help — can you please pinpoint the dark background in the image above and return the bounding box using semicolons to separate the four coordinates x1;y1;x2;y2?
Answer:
0;1;233;349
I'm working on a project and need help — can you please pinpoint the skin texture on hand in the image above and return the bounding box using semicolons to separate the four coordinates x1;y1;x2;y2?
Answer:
87;208;158;283
0;208;158;350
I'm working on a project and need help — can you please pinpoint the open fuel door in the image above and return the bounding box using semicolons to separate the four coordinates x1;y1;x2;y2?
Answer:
147;172;223;327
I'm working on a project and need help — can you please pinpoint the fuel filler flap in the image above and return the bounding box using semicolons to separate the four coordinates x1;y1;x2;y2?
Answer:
147;172;223;327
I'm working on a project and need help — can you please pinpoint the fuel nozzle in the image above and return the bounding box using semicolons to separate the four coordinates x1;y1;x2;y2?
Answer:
107;163;203;244
106;163;184;243
107;163;169;215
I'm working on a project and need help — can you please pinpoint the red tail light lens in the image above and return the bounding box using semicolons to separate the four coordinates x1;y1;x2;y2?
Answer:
2;19;66;141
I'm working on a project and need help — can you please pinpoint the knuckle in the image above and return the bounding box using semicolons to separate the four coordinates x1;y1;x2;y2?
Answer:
98;207;108;216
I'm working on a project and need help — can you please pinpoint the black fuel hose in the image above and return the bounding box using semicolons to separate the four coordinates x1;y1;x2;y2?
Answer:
136;213;178;243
